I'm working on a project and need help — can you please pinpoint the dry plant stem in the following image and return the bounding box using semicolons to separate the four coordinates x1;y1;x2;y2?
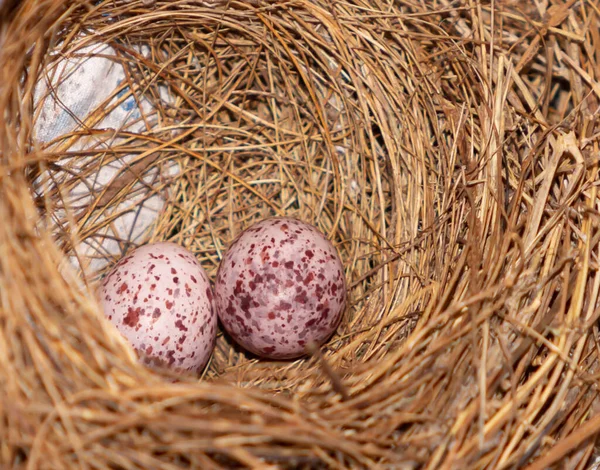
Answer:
1;0;600;469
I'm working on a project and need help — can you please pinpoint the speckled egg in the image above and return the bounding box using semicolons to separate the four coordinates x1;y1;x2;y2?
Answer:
100;242;216;374
215;217;347;359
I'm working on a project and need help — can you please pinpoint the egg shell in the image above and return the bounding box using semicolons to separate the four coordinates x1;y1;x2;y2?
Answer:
100;242;216;374
215;217;347;359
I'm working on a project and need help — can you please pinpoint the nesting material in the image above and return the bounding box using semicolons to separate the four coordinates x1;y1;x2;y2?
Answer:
1;1;600;469
33;42;177;275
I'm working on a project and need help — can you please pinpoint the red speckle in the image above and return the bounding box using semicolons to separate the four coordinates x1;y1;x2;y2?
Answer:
150;284;156;291
249;281;256;290
284;261;294;269
234;280;244;295
315;285;325;300
152;308;162;320
280;224;289;231
191;275;197;283
171;268;177;275
185;283;192;297
305;250;314;259
178;335;187;344
118;283;128;294
118;255;133;266
123;307;141;328
262;346;276;354
240;295;253;318
294;291;309;304
272;261;279;268
268;312;276;320
166;350;176;365
166;300;174;310
146;345;153;355
174;320;188;332
305;319;316;328
206;287;213;301
303;272;314;285
278;301;292;311
173;277;179;284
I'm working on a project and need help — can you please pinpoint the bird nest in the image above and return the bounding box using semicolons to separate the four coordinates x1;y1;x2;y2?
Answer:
1;0;599;468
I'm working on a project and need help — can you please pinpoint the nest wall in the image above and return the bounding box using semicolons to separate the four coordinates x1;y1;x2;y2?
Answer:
1;0;599;469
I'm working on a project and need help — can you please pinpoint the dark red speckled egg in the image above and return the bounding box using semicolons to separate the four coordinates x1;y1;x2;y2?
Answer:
100;242;216;374
215;217;347;359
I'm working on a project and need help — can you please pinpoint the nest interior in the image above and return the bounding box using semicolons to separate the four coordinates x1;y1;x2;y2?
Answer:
1;0;600;468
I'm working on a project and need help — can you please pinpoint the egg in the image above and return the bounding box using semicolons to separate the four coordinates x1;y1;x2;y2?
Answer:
100;242;216;374
215;217;347;359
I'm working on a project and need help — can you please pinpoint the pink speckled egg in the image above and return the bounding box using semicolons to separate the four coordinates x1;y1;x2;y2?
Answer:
215;217;347;359
100;242;216;374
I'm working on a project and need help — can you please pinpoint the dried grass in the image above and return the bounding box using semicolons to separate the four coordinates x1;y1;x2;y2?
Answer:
1;0;600;468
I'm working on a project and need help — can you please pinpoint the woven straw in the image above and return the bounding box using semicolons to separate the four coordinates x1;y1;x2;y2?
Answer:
1;0;600;468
